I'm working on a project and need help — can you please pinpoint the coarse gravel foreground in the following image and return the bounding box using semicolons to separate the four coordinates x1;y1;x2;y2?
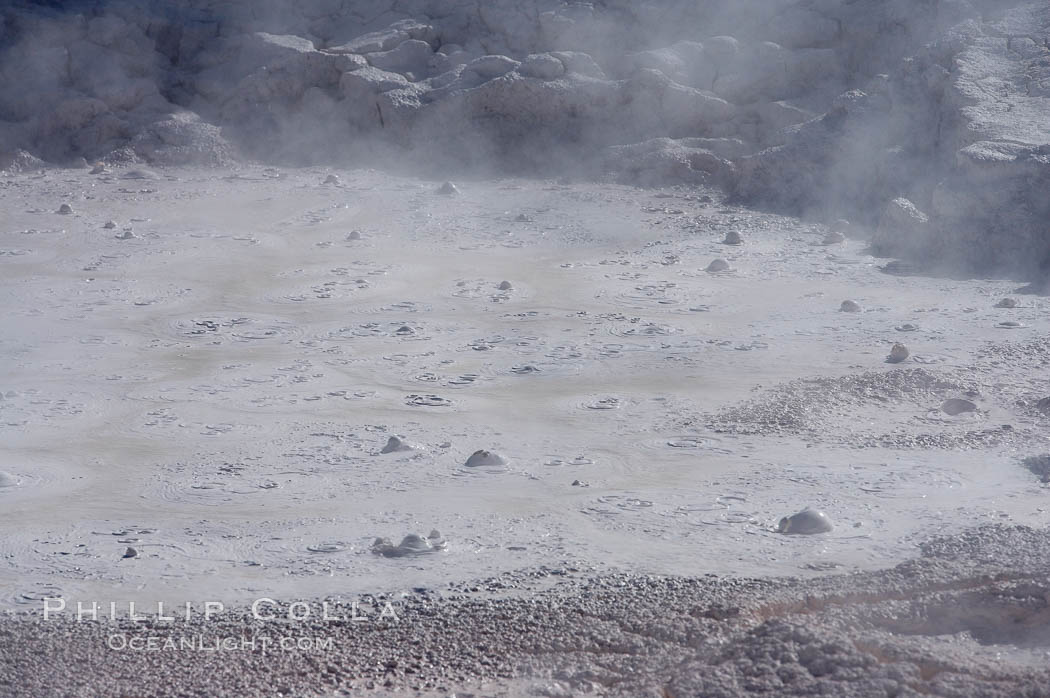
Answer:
3;524;1050;697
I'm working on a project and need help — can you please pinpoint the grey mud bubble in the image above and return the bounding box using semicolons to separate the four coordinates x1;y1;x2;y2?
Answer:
372;530;446;557
380;435;416;454
839;300;862;312
0;471;20;487
122;547;138;559
706;258;730;273
886;343;909;363
306;542;348;553
464;449;506;467
722;230;742;245
778;509;833;535
994;298;1018;308
346;230;362;241
323;174;340;184
497;280;513;290
821;231;846;245
121;169;158;180
941;398;977;415
437;181;459;196
103;220;116;229
406;394;452;407
90;163;106;174
56;203;73;214
511;364;540;374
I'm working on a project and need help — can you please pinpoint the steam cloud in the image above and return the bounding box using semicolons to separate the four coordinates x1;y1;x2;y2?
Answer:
1;0;1047;277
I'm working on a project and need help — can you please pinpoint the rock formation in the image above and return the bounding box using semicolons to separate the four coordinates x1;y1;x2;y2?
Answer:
1;0;1047;276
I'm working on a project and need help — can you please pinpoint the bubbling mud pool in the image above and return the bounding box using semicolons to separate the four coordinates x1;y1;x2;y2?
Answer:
0;166;1048;610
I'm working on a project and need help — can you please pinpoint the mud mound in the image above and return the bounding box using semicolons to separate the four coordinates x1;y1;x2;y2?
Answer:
659;621;932;697
708;367;1036;449
919;524;1050;567
977;333;1050;366
711;368;978;442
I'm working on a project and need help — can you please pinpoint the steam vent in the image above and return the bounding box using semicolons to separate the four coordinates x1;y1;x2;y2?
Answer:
1;0;1048;276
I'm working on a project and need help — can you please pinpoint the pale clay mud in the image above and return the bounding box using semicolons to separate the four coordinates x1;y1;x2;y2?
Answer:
0;168;1047;698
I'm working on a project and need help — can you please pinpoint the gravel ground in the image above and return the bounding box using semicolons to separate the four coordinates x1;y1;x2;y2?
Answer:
3;525;1050;697
705;363;1048;451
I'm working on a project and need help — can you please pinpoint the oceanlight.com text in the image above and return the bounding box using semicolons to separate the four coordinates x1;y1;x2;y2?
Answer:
107;634;336;652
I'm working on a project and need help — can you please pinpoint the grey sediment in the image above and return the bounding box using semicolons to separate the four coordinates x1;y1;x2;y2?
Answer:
3;524;1050;697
